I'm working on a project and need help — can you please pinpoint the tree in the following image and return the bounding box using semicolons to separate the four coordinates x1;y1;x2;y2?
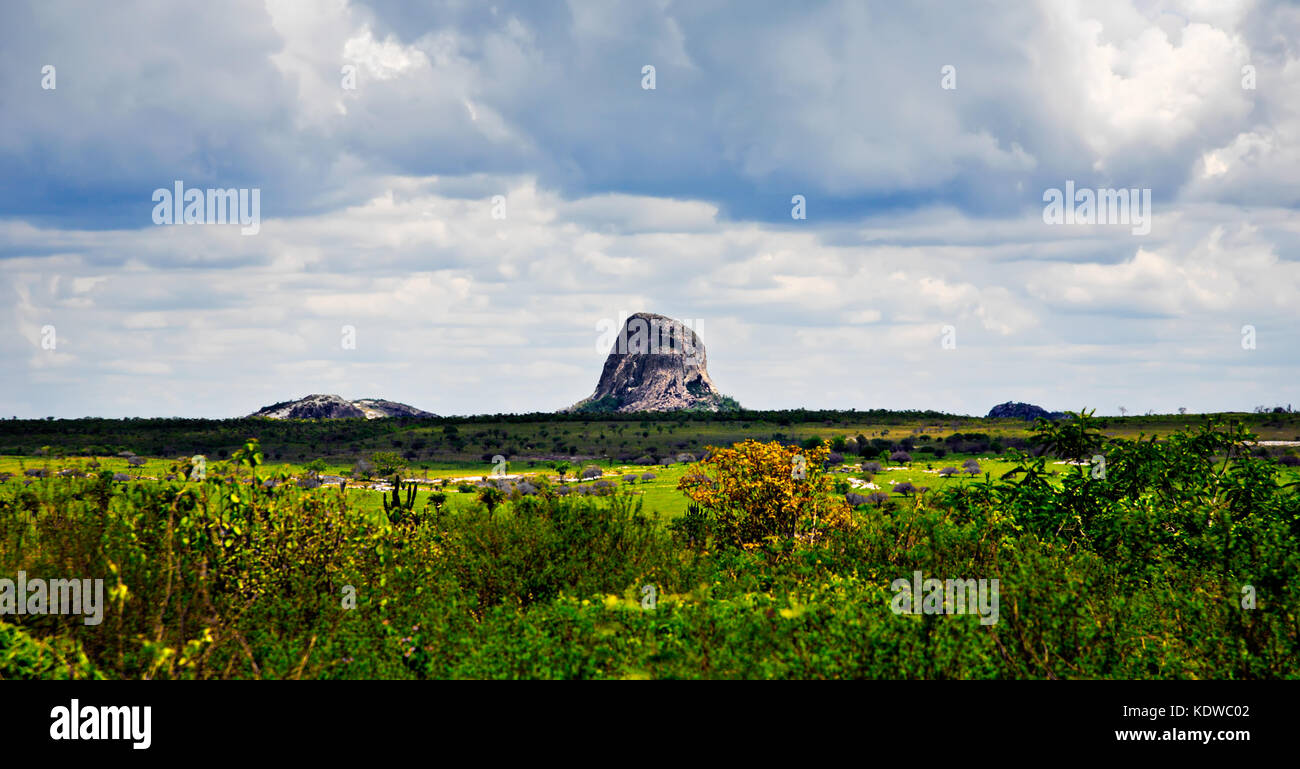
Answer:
554;461;571;481
1032;408;1106;473
476;484;505;515
371;451;407;477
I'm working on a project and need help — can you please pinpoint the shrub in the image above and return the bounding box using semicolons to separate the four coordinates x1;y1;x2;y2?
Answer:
894;482;917;497
889;451;912;464
640;473;656;482
678;439;852;548
580;466;602;480
861;461;883;473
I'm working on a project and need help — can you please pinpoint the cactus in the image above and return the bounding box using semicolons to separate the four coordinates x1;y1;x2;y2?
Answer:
382;473;418;523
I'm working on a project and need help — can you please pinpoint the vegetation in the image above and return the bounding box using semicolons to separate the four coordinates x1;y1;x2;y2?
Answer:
1;412;1297;679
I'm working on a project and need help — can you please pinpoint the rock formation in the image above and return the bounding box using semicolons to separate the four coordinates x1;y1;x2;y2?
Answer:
987;401;1065;421
351;399;437;419
566;312;738;413
250;394;436;419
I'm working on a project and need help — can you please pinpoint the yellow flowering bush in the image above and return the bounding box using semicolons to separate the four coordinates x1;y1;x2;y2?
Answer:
677;439;853;548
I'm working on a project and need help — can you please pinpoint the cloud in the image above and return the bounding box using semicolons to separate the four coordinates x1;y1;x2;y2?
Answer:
1;1;1297;417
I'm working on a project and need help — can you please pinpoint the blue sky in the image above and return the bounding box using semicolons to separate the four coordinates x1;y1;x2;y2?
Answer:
2;0;1297;418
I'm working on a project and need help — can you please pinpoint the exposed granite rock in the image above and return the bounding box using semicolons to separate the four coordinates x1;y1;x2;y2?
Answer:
566;312;739;413
351;398;437;419
987;401;1066;421
250;394;436;420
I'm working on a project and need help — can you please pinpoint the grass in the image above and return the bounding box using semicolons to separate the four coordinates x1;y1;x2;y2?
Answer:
15;449;1273;524
5;411;1297;522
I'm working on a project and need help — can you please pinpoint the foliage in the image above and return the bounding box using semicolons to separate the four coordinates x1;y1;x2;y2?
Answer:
677;440;853;548
1;418;1297;679
371;451;408;478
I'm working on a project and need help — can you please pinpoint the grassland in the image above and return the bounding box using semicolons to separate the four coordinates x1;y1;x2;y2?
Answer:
3;410;1297;521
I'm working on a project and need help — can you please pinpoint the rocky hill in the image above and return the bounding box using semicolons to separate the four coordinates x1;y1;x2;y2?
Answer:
566;312;739;413
351;399;437;419
250;394;436;420
987;401;1065;421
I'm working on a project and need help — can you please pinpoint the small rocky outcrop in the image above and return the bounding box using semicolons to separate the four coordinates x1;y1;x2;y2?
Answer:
351;399;437;419
987;401;1065;421
566;312;739;413
250;394;435;420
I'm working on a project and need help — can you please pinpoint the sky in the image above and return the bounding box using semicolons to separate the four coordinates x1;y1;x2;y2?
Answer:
1;0;1297;418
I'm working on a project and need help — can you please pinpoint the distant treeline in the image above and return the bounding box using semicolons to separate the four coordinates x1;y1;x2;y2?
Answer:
1;409;1293;463
0;409;956;449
